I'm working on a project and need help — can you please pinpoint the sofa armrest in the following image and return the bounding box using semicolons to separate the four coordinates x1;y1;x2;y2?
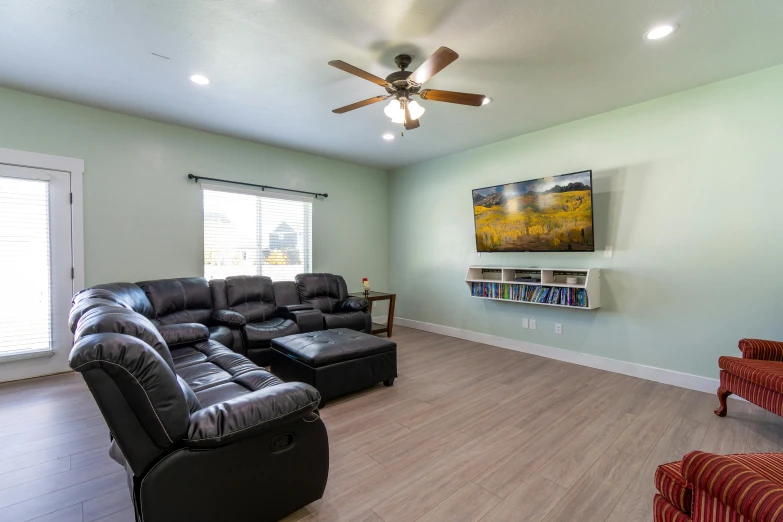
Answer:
277;308;323;334
212;309;247;327
338;296;369;313
683;451;783;521
157;323;210;346
186;382;320;449
739;339;783;361
277;304;314;313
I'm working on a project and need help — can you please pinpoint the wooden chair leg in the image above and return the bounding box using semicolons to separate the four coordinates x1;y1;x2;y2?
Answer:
714;386;732;417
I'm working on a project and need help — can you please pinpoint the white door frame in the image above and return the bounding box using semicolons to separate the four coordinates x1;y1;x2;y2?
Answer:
0;147;84;381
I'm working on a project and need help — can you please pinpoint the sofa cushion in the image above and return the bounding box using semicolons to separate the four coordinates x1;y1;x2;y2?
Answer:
731;453;783;484
738;338;783;362
719;356;783;395
170;339;260;393
272;328;396;368
653;494;692;522
157;323;210;346
245;317;299;349
296;273;345;314
194;370;283;408
655;461;692;514
69;333;189;448
74;306;175;372
208;325;234;349
225;275;277;322
137;277;213;326
323;311;367;332
176;363;233;392
170;346;208;368
684;451;783;522
72;283;155;319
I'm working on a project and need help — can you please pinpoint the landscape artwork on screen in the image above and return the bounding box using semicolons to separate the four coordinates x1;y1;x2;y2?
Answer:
472;170;594;252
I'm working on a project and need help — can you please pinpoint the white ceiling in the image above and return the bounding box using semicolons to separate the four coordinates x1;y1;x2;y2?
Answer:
2;0;783;170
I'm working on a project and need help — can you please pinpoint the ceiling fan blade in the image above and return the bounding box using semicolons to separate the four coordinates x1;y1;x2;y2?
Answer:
332;95;391;114
420;89;486;106
328;60;391;87
408;47;459;85
404;100;421;130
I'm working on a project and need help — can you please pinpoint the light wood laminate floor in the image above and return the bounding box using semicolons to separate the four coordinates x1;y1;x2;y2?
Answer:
1;326;780;522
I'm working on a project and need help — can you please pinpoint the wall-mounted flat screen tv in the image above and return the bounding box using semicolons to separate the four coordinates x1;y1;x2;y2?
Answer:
472;170;594;252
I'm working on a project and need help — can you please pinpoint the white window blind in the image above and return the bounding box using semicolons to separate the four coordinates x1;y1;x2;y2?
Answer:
0;175;52;357
203;186;312;281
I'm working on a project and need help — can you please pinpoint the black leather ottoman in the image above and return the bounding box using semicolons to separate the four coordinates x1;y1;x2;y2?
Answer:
271;329;397;407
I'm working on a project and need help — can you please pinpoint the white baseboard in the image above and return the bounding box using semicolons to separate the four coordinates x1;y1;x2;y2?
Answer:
394;316;726;396
372;315;389;325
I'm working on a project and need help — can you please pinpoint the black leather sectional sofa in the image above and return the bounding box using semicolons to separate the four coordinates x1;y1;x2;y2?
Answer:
67;273;369;522
72;273;371;365
210;273;372;364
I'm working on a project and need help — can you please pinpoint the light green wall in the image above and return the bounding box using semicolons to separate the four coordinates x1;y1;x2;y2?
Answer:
389;64;783;379
0;87;388;293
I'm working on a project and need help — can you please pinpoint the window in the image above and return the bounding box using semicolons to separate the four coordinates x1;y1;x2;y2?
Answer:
202;186;312;281
0;175;51;358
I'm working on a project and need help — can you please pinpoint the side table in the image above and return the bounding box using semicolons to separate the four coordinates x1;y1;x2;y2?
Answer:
349;291;396;337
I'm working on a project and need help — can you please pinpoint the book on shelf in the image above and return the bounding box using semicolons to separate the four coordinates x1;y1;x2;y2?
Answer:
470;282;588;307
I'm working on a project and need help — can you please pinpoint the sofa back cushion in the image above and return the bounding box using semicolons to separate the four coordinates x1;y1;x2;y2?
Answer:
136;277;213;326
70;283;155;332
69;330;190;475
74;306;176;371
225;275;276;322
295;273;349;314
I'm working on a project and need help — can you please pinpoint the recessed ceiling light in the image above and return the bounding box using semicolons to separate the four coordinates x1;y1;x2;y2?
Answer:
645;24;678;40
382;133;395;141
190;74;211;85
482;97;493;106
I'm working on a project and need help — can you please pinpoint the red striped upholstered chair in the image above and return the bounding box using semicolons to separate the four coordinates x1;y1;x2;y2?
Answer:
715;339;783;418
654;451;783;521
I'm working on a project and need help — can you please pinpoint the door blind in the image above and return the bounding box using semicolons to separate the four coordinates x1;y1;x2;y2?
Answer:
0;175;52;357
203;187;312;282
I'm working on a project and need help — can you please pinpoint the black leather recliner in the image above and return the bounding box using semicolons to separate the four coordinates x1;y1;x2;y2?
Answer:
69;286;329;522
295;273;372;333
211;275;300;366
136;277;237;349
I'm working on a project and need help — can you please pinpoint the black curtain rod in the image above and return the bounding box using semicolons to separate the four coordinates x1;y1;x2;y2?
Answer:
187;174;328;199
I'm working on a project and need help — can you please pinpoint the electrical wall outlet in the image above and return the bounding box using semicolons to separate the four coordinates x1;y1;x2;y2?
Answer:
529;319;537;330
555;323;563;334
522;318;529;329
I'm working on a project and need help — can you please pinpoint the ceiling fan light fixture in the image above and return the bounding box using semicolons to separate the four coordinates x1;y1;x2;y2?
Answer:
407;100;425;120
384;99;425;123
482;97;492;106
382;133;395;140
384;100;404;121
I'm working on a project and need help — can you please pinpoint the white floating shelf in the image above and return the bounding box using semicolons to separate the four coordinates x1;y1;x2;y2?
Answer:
465;266;601;310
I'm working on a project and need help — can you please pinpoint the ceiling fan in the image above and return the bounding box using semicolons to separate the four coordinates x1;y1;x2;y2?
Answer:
329;47;487;131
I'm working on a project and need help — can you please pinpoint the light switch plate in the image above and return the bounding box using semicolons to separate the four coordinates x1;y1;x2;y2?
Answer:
529;319;537;330
604;246;613;258
522;318;529;329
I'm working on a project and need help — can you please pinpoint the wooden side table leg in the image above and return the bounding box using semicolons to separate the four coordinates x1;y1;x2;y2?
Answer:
387;295;396;337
